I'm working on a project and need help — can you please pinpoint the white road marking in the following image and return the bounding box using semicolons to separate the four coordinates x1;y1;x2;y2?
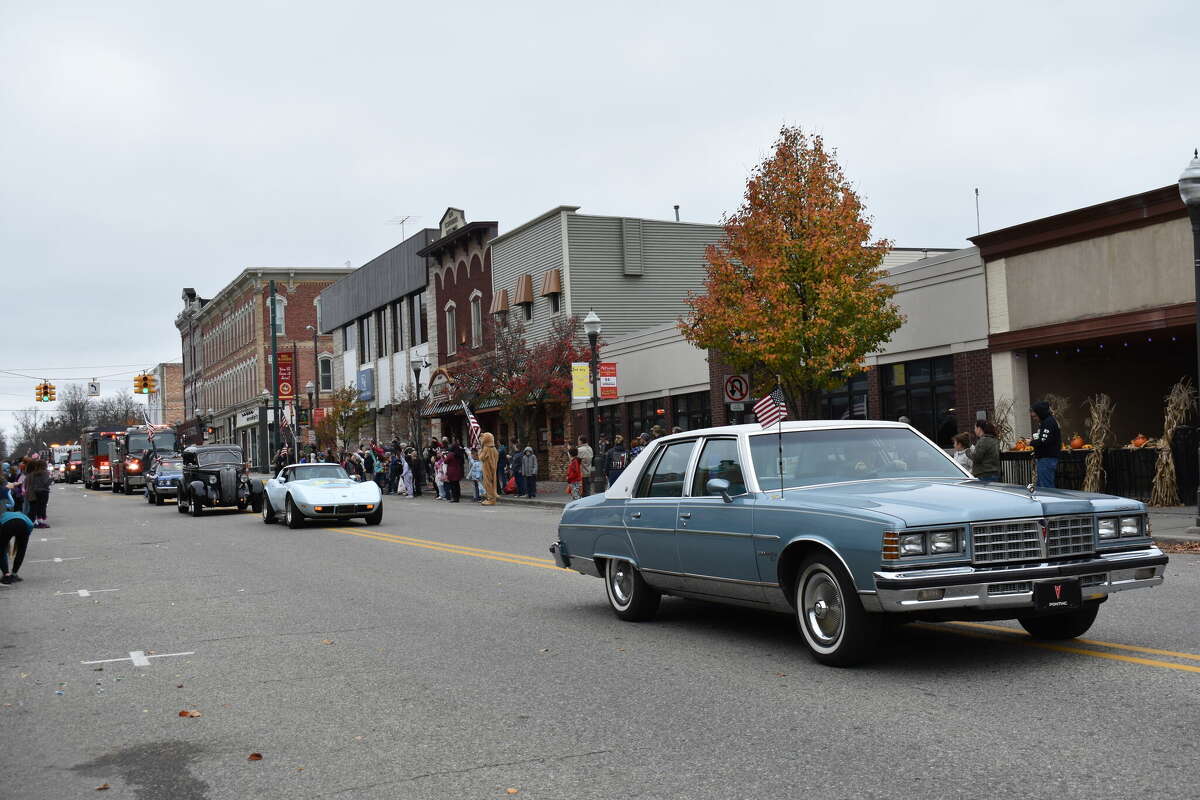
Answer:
80;651;195;666
38;537;66;542
55;588;119;598
27;557;84;564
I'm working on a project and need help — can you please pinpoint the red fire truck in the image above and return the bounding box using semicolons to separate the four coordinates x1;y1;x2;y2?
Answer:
80;428;124;489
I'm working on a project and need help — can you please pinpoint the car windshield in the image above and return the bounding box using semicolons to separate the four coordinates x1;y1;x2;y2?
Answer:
70;448;81;460
197;449;242;467
291;465;349;481
158;460;181;471
748;428;966;489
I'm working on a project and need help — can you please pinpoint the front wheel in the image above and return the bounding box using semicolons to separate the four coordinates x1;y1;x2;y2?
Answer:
364;505;383;525
604;559;660;622
794;555;881;667
1018;604;1100;640
154;491;164;506
177;490;188;513
285;496;303;529
262;497;276;524
190;495;203;517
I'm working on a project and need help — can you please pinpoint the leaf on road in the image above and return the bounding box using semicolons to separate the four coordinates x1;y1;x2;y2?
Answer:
321;640;334;645
506;789;519;795
775;673;787;677
96;784;110;791
179;710;202;718
247;752;263;761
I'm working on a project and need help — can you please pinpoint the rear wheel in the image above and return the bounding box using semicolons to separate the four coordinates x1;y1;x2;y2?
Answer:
236;499;247;512
285;496;303;529
190;494;203;517
1018;604;1099;640
794;555;881;667
111;479;120;493
154;492;164;506
604;558;661;622
177;489;188;513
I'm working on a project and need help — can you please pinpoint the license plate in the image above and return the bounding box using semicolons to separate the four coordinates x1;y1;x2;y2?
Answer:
1033;579;1081;611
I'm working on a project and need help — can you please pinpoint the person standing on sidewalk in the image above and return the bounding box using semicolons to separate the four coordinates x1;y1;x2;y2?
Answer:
604;435;627;489
520;446;539;498
511;443;526;497
576;436;593;497
479;433;499;505
0;487;32;584
566;446;583;500
445;440;464;503
1029;401;1062;488
24;458;52;529
970;420;1002;482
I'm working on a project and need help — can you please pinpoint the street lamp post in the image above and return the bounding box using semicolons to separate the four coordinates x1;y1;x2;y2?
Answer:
583;310;602;494
206;408;215;444
306;324;320;411
258;390;271;472
412;358;429;447
1178;150;1200;521
305;380;315;454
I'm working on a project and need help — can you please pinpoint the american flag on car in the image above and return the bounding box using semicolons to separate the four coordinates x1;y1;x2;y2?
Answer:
753;387;789;429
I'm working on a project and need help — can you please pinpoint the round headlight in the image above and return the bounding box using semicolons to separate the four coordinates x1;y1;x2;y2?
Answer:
207;475;217;485
1098;518;1118;539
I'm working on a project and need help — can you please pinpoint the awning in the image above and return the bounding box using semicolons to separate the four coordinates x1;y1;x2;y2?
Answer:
421;396;503;418
513;274;534;305
489;288;510;315
539;268;562;296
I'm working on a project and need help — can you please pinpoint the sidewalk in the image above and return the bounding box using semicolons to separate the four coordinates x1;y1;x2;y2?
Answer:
1149;505;1200;543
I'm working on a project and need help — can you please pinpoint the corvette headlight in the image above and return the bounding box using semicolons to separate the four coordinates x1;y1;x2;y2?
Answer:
1120;516;1142;537
1098;518;1118;539
899;534;925;556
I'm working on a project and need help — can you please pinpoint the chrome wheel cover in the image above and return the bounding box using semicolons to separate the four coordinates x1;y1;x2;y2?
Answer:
800;565;845;651
609;560;634;608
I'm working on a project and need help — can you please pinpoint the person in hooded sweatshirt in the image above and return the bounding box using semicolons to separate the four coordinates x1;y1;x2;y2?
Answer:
1029;401;1062;488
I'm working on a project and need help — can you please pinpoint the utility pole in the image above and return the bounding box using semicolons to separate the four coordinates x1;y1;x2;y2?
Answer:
269;280;281;457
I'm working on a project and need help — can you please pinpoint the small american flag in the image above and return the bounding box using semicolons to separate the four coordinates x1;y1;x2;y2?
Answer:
753;387;789;429
462;401;481;448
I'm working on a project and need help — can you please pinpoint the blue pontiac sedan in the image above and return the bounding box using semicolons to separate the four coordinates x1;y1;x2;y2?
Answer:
550;421;1168;666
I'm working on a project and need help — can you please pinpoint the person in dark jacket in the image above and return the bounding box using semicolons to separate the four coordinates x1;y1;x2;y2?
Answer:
445;440;464;503
970;420;1002;482
604;435;628;489
1029;401;1062;488
0;487;32;584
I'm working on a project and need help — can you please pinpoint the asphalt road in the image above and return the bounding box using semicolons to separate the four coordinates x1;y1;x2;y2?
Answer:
3;484;1199;800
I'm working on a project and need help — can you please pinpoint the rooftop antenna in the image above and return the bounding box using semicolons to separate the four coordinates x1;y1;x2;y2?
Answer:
386;215;419;240
673;204;680;222
974;188;981;235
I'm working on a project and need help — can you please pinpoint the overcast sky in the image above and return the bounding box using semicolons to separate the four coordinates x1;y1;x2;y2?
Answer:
1;0;1196;442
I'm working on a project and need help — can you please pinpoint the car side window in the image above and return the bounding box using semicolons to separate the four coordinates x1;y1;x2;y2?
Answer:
641;441;695;498
690;438;747;497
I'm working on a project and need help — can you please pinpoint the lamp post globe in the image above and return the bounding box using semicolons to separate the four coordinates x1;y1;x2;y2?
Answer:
1179;150;1200;521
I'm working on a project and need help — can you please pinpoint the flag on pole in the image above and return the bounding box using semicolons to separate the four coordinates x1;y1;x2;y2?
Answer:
753;387;789;429
462;401;481;448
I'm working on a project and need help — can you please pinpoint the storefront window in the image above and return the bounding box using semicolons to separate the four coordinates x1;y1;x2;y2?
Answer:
882;355;956;446
628;399;667;440
820;374;868;420
671;391;711;432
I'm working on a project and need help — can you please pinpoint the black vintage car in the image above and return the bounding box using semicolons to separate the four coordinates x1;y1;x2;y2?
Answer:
177;445;263;517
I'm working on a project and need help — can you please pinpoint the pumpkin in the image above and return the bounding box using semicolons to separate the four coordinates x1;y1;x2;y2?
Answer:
1070;434;1085;449
1131;434;1149;448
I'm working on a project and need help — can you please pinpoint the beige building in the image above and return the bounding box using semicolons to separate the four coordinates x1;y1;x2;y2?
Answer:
147;362;184;426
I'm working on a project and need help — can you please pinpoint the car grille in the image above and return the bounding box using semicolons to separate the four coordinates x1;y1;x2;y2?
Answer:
987;581;1033;595
972;520;1041;563
971;516;1095;564
332;504;370;514
1046;515;1095;558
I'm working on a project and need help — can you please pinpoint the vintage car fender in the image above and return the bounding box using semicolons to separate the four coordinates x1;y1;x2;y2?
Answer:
591;531;638;568
189;480;208;501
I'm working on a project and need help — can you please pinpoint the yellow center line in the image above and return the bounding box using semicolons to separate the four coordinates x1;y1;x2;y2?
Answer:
949;620;1200;662
354;528;557;563
922;623;1200;674
329;528;567;571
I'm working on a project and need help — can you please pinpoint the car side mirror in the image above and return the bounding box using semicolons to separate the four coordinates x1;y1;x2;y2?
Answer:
706;478;733;503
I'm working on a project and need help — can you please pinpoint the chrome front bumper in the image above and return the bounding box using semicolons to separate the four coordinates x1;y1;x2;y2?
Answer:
871;547;1168;612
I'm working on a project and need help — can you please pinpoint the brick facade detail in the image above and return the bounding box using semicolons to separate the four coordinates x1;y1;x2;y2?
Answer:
953;348;994;431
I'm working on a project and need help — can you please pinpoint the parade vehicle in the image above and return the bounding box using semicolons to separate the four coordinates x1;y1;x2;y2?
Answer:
262;463;383;528
177;444;262;517
80;428;123;489
111;425;178;495
65;446;83;483
549;421;1168;666
144;455;183;505
50;444;73;482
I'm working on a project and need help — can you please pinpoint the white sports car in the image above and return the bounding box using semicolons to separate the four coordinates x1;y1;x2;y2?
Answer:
262;463;383;528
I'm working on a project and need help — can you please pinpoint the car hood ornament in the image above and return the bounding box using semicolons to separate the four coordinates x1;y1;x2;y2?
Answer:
1027;482;1037;498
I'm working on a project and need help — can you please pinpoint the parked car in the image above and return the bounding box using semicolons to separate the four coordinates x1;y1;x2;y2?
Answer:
262;463;383;528
550;421;1168;666
144;456;183;506
177;445;262;516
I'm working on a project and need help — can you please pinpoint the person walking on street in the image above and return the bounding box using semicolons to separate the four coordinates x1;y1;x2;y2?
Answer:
480;433;499;505
576;436;593;497
0;487;32;584
970;421;1002;482
1030;401;1062;488
520;446;538;498
604;435;627;489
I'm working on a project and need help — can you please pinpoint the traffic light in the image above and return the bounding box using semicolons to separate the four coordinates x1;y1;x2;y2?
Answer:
134;374;151;394
35;382;45;402
47;383;56;402
145;374;158;393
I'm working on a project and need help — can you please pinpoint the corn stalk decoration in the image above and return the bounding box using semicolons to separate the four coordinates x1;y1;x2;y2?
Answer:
1149;378;1197;507
1082;394;1114;493
992;396;1016;450
1042;393;1072;441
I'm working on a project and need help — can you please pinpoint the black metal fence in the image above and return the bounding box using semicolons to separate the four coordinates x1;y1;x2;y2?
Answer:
998;428;1199;504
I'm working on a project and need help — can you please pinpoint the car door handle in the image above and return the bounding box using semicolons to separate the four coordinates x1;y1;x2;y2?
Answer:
630;512;642;519
679;512;692;519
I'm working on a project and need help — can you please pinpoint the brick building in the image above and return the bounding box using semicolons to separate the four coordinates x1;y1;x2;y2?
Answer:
146;362;184;426
176;266;352;466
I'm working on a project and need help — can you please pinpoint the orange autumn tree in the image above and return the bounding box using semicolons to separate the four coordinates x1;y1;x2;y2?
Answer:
681;126;902;417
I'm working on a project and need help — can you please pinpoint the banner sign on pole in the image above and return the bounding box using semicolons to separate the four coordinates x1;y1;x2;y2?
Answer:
312;408;326;426
276;352;295;400
599;362;618;400
571;363;591;400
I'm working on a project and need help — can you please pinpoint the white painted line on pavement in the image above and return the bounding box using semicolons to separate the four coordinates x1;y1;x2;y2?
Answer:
54;588;119;598
38;537;66;542
28;557;84;564
81;650;195;666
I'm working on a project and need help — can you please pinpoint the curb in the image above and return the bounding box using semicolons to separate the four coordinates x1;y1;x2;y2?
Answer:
496;497;567;512
1155;533;1200;545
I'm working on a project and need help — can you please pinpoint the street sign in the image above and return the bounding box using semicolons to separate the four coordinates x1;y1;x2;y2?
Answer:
87;381;100;397
723;374;750;403
571;363;590;400
599;362;618;400
729;402;745;411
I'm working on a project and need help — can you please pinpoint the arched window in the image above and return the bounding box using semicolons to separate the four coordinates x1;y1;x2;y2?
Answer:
319;356;333;392
445;302;457;356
